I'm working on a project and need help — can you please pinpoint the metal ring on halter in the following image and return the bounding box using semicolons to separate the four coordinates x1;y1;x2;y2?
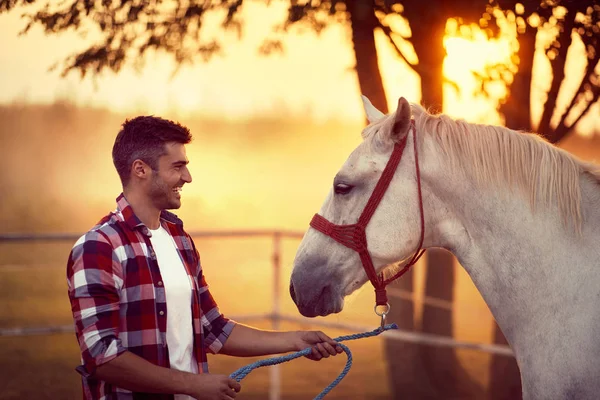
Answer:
374;303;391;330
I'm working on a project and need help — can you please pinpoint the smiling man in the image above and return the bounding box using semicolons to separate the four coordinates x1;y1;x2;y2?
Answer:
66;116;342;400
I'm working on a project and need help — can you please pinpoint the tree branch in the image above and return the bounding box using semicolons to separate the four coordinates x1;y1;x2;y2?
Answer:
554;77;600;139
538;11;575;141
555;56;600;132
376;18;416;71
0;0;34;13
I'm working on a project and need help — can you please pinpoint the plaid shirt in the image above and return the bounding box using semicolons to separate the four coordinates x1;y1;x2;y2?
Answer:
67;194;235;400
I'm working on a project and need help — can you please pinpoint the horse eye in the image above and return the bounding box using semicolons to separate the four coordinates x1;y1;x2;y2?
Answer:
334;183;354;195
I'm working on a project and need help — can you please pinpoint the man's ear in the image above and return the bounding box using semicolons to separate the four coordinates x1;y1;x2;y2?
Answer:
131;159;151;180
361;95;385;124
391;97;411;143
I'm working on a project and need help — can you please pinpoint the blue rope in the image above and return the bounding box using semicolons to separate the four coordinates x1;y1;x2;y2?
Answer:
229;323;398;399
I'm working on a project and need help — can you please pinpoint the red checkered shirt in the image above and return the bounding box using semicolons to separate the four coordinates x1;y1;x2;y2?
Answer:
67;194;235;399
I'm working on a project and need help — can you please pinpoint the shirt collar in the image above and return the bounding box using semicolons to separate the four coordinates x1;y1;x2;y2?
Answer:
116;193;184;231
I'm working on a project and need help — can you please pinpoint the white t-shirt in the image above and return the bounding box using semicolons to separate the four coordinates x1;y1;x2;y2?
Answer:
149;225;198;400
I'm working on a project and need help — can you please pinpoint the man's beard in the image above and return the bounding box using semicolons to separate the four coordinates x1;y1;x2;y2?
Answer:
149;176;181;210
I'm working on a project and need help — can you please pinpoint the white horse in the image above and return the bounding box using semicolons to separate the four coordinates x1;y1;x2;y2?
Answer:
289;95;600;399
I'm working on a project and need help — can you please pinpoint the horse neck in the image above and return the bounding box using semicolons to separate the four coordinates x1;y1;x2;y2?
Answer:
422;141;600;363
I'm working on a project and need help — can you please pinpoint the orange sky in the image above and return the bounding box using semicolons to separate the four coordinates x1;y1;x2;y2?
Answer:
0;3;598;133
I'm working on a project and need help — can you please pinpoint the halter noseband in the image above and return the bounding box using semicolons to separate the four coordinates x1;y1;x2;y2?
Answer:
309;120;425;323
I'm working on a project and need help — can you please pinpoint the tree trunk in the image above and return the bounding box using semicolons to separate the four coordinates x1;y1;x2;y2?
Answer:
345;2;424;393
489;23;537;400
416;13;485;398
500;24;536;132
489;324;523;400
384;7;483;397
347;0;389;114
413;13;468;393
345;0;425;397
418;35;479;397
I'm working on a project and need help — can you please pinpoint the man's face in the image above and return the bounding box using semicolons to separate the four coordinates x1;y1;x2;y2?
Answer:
148;142;192;210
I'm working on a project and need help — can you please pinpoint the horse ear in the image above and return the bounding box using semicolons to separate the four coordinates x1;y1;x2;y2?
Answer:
361;95;385;124
391;97;411;143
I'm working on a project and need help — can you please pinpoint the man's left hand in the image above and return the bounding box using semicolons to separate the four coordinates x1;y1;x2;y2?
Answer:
292;331;343;361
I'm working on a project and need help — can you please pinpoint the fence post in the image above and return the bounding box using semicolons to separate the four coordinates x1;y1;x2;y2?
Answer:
269;231;282;400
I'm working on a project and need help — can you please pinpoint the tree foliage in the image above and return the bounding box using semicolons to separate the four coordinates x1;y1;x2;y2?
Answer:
480;1;599;141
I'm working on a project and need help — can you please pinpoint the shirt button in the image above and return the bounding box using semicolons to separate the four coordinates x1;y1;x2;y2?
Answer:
158;281;163;286
159;311;164;316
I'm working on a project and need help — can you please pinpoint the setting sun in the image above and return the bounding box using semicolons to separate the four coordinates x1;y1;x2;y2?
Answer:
442;18;516;124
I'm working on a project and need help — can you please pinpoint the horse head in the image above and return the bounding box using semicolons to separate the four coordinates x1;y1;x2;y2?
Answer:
290;96;435;317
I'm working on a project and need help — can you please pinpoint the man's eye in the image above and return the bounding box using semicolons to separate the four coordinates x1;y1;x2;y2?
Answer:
334;183;354;195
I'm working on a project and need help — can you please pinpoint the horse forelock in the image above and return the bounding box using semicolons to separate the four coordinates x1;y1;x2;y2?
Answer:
412;106;594;234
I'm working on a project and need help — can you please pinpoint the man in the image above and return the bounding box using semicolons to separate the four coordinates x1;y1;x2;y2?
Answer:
67;116;342;400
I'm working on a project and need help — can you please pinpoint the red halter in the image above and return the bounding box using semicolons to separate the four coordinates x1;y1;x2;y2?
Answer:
310;120;425;308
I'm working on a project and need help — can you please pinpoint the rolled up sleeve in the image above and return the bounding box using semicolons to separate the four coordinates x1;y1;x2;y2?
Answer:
197;272;236;355
67;231;126;377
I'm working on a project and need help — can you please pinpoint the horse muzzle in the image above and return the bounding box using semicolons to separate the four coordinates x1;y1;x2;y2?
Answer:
289;271;343;317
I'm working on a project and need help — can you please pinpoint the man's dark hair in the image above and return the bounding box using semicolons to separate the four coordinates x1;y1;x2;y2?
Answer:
112;116;192;186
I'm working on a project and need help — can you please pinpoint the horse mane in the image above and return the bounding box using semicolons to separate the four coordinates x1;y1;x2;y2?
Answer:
410;104;600;234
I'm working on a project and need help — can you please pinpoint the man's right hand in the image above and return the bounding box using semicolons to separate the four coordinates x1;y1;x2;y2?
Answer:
186;374;242;400
93;352;242;399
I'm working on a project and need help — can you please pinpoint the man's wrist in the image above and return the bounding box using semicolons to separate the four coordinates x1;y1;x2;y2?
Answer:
173;369;196;396
287;330;303;352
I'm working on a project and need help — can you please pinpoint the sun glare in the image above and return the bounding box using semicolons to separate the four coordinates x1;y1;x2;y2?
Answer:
376;11;518;125
442;18;517;124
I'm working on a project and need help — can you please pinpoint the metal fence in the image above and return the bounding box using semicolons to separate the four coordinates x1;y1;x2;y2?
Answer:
0;230;513;400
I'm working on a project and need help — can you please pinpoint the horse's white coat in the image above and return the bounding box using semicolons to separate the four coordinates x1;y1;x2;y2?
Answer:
290;96;600;399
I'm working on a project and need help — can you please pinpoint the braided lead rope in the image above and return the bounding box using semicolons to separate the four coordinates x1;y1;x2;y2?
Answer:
229;323;399;399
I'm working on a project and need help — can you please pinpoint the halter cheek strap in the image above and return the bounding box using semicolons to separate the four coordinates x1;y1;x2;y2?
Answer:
310;120;425;310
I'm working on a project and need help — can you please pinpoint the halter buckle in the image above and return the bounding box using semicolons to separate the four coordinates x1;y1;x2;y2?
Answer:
374;303;390;330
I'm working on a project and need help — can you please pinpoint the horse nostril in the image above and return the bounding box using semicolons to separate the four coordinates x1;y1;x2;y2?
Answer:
289;281;297;303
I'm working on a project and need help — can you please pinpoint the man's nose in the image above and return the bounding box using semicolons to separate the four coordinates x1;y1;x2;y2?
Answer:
182;167;192;183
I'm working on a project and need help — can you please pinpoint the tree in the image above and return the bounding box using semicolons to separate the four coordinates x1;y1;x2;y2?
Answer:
483;1;600;142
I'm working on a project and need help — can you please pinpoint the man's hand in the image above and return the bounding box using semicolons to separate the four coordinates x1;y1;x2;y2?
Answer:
186;374;241;400
93;352;241;399
292;331;344;361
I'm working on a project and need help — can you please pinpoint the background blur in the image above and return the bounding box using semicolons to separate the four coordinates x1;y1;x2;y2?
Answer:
1;1;599;399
